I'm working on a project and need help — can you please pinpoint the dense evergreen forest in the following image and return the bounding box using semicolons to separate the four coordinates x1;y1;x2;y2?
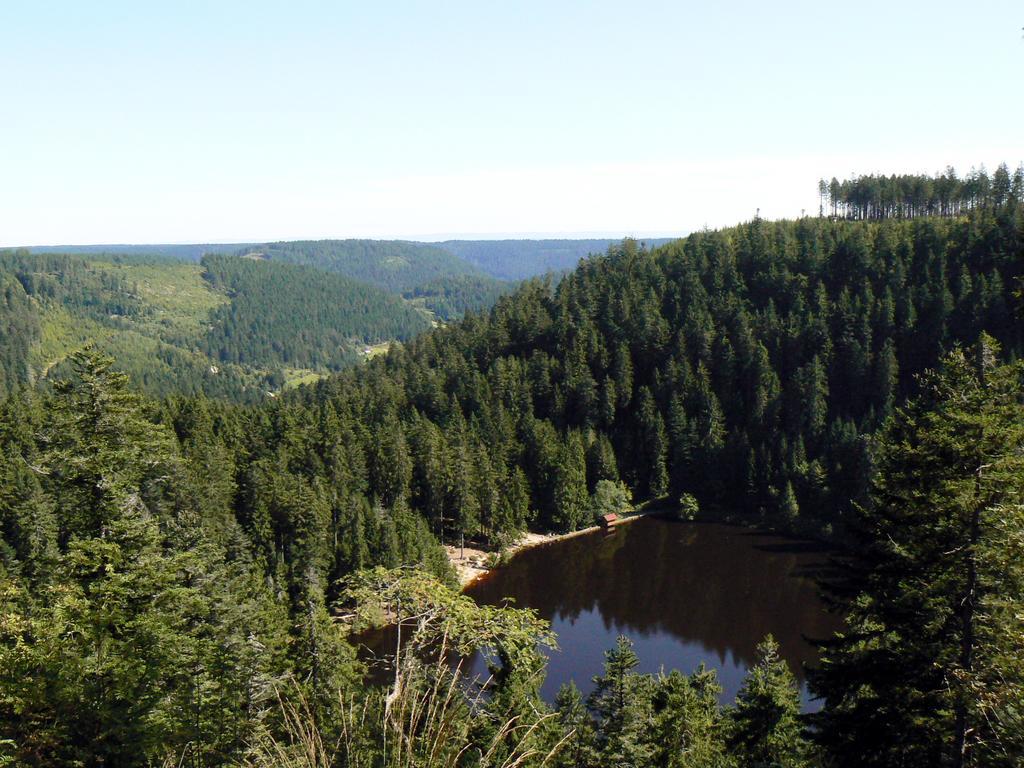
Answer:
200;255;431;370
288;201;1021;543
402;273;515;321
0;251;441;401
1;183;1022;766
233;240;516;321
0;251;265;401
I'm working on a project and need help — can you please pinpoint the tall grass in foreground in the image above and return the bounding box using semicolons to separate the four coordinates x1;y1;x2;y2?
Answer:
238;657;567;768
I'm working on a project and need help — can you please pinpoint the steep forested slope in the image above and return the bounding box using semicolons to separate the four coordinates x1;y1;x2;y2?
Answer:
26;237;683;322
280;204;1023;544
7;201;1022;545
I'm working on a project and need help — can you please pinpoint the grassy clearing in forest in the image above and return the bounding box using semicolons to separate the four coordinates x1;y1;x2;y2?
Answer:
87;260;228;341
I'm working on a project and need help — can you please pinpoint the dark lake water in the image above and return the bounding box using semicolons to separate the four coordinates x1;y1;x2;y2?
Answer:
463;517;841;711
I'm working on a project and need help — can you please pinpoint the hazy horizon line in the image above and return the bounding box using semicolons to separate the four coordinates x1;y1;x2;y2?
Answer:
4;231;691;249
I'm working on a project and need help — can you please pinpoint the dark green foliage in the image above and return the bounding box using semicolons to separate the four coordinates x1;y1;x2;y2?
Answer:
45;336;270;402
812;337;1024;767
0;349;298;766
726;635;807;767
0;272;40;398
201;255;430;369
587;635;654;766
650;667;730;768
283;204;1023;541
403;273;514;320
554;682;595;768
0;350;452;766
550;635;802;768
820;164;1024;220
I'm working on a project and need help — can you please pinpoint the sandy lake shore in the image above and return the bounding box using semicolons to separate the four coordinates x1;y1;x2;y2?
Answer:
445;512;655;588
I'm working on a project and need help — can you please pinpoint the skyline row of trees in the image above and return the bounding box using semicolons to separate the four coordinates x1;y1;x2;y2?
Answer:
818;163;1024;220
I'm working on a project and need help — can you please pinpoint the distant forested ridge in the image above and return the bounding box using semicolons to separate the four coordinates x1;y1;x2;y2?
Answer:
0;251;436;400
232;238;519;320
23;237;672;283
200;255;430;370
25;242;249;260
437;237;676;281
20;237;682;321
819;163;1024;220
238;239;486;293
0;251;267;401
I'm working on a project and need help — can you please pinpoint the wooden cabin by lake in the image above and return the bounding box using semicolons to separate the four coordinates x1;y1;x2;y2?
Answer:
600;513;618;529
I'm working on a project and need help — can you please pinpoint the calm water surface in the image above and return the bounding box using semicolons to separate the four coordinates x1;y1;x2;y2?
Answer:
463;517;841;710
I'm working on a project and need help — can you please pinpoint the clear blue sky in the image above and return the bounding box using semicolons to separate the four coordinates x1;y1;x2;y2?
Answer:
2;1;1021;245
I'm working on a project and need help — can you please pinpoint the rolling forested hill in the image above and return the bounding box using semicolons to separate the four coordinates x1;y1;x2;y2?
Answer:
22;238;687;323
0;251;264;400
25;238;653;284
0;251;434;400
199;255;430;370
25;238;687;319
238;239;485;294
234;239;518;320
